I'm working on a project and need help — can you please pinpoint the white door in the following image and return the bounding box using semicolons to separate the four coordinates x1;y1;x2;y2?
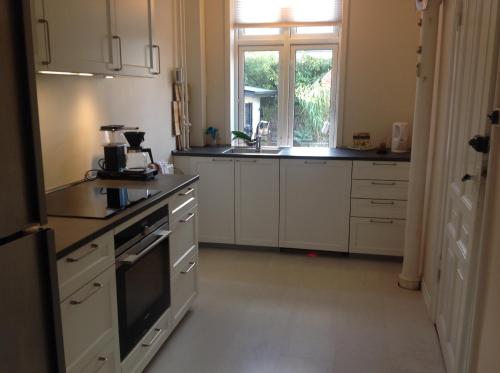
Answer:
191;158;235;244
279;159;351;251
33;0;114;74
113;0;156;76
435;0;499;372
235;158;279;246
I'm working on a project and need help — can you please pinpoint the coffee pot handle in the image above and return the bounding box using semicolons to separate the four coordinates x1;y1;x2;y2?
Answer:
143;148;154;164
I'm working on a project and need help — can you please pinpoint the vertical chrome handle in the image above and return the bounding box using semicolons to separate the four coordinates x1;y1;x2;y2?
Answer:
70;282;103;305
66;243;100;262
151;45;160;75
142;328;162;347
113;35;123;71
38;19;51;65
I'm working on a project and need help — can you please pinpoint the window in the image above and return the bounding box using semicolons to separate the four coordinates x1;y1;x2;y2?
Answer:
233;1;343;148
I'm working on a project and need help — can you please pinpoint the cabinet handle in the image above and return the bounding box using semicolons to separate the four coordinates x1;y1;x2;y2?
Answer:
372;162;397;166
113;35;123;71
370;200;395;205
151;45;160;75
371;181;396;186
92;356;108;373
236;159;257;163
38;19;52;65
369;219;394;224
178;188;194;196
211;158;233;162
119;230;172;265
181;261;197;274
180;212;195;223
304;160;327;165
142;328;162;347
66;243;100;263
70;282;103;305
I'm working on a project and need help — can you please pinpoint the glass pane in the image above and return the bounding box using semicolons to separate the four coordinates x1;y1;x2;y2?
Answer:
242;28;281;36
243;51;279;146
293;49;333;147
294;26;339;35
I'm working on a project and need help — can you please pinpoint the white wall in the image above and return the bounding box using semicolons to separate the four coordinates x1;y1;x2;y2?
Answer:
37;0;177;190
200;0;418;147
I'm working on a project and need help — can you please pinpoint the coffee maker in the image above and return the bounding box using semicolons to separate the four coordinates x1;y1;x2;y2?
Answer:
98;125;157;180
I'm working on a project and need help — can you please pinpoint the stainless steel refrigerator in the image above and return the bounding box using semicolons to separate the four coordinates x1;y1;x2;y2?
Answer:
0;0;65;372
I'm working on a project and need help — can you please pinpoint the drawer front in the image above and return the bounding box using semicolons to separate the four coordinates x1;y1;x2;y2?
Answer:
61;266;119;371
350;198;407;219
58;231;114;302
172;249;198;326
170;206;197;271
349;217;406;256
351;180;409;200
121;309;171;373
352;161;410;181
69;339;119;373
169;183;197;230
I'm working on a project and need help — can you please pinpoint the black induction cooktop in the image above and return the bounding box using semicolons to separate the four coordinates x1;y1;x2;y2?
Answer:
46;183;161;219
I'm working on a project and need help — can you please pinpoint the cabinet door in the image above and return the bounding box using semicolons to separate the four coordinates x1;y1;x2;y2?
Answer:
279;159;352;252
235;158;279;246
113;0;155;77
191;158;235;244
32;0;113;74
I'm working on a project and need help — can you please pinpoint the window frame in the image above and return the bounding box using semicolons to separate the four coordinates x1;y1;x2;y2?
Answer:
235;27;342;148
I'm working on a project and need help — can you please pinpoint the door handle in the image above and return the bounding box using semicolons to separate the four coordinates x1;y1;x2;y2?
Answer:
119;230;171;265
151;45;160;75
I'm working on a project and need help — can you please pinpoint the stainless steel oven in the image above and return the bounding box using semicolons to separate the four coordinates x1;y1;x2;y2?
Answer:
115;205;171;360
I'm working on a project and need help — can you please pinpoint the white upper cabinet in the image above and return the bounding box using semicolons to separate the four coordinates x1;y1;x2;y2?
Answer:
112;0;158;77
32;0;113;74
235;158;279;247
31;0;158;77
279;159;352;252
190;158;235;244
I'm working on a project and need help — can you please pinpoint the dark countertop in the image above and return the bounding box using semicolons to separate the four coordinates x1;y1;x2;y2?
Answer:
47;174;199;259
172;146;411;162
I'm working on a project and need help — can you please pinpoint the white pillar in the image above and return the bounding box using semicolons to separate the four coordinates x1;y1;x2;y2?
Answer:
399;0;441;290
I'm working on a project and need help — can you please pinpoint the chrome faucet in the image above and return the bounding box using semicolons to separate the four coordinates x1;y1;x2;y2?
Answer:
253;121;266;152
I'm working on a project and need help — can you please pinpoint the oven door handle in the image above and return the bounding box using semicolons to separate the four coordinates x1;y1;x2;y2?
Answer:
119;230;172;265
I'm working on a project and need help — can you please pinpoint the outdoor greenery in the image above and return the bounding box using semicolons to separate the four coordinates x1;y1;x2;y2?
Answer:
244;52;333;146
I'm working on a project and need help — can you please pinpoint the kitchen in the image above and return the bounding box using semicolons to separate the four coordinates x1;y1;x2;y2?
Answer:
1;1;499;373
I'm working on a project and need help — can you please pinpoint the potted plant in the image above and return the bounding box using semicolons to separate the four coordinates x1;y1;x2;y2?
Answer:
205;126;219;146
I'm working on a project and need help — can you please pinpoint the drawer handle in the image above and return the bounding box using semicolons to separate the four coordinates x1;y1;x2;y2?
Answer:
371;181;396;186
66;243;100;263
142;328;162;347
70;282;103;305
304;160;327;165
212;158;233;162
178;188;194;196
370;200;395;205
92;356;108;373
236;159;257;163
181;261;197;274
180;212;195;223
372;162;397;166
370;219;394;224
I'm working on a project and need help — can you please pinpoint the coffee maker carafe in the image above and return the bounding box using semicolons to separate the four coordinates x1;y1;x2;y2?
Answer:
123;131;154;169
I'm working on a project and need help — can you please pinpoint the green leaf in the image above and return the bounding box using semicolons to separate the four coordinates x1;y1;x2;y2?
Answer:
231;131;252;141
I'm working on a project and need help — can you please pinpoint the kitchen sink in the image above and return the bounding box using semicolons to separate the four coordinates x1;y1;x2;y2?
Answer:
222;147;283;155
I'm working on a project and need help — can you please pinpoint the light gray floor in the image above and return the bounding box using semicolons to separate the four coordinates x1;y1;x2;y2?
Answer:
146;247;445;373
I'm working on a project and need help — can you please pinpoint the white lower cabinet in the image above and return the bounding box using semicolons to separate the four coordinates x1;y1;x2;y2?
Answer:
235;158;279;246
190;158;235;244
172;247;198;326
349;217;406;256
279;159;352;252
60;266;120;373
